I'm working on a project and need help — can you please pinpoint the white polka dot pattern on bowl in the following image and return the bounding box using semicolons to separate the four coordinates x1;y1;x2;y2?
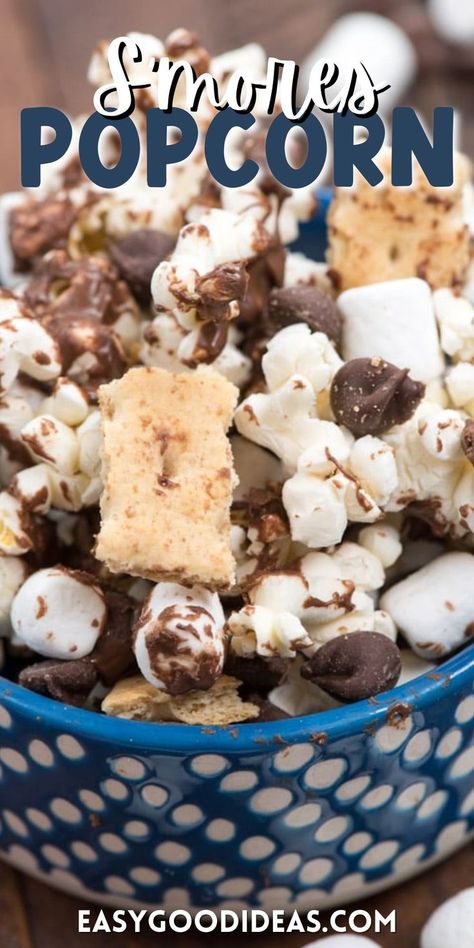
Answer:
0;675;472;911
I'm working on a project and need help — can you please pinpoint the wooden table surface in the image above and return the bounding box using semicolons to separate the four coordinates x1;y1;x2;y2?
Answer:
0;0;473;944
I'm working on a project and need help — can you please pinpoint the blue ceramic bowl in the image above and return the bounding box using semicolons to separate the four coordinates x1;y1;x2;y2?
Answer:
0;194;473;911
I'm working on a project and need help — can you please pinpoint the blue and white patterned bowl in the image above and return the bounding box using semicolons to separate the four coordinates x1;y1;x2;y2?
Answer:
0;194;472;910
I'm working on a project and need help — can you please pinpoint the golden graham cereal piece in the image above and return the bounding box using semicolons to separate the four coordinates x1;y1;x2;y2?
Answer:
327;148;472;292
96;367;238;588
102;674;259;725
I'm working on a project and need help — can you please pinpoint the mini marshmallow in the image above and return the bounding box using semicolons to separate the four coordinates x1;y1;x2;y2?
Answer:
428;0;474;46
0;556;28;636
41;378;89;427
445;362;474;411
21;414;79;476
421;887;474;948
303;937;381;947
381;551;474;658
358;524;402;568
133;582;225;694
12;464;52;513
227;604;312;659
262;324;342;394
76;411;101;478
301;11;416;114
434;287;474;361
11;566;107;659
0;311;62;390
340;278;444;384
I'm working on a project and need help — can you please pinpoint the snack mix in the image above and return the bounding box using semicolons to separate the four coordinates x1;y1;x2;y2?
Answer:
1;28;474;727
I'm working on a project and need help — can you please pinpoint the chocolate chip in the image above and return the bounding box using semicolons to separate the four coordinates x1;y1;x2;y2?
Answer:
301;632;401;702
224;653;286;695
267;285;342;344
110;230;176;306
461;419;474;466
330;357;425;436
90;590;136;685
19;658;98;706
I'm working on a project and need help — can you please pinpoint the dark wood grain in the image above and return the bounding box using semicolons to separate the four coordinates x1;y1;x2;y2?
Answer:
0;1;473;945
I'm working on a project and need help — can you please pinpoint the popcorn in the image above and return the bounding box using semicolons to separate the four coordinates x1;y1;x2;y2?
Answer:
151;210;267;332
348;436;398;507
0;556;28;636
133;582;226;694
434;287;474;361
282;467;349;547
339;278;445;384
21;414;79;476
0;308;61;392
227;605;312;659
40;378;89;427
261;323;342;394
381;551;474;658
358;523;402;568
329;542;385;592
11;566;107;659
417;407;465;461
421;888;474;948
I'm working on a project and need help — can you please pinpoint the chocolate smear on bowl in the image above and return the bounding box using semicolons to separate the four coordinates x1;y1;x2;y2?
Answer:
330;356;425;436
301;631;401;702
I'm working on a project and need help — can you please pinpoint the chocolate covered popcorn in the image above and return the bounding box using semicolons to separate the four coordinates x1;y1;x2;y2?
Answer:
0;27;472;726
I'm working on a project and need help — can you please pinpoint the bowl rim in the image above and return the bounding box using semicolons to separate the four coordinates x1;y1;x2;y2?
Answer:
1;645;473;754
1;184;473;755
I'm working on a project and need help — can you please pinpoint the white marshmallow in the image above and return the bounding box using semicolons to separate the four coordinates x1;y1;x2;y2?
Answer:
434;287;474;361
227;605;312;659
301;11;416;114
0;556;28;636
21;414;79;476
381;551;474;658
358;524;402;568
0;313;61;390
340;278;444;384
428;0;474;46
421;887;474;948
304;937;381;947
12;464;52;513
133;582;225;693
446;362;474;410
76;411;101;477
41;379;89;427
11;567;106;659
